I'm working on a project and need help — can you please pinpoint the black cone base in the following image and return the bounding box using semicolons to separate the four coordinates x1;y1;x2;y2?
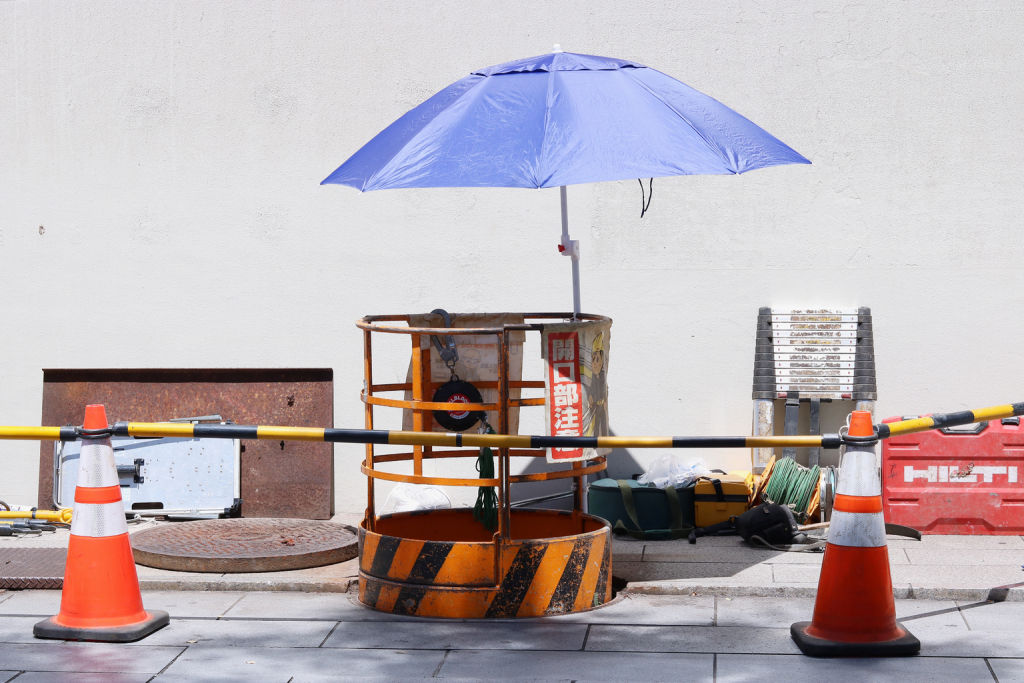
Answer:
791;621;920;657
34;610;169;643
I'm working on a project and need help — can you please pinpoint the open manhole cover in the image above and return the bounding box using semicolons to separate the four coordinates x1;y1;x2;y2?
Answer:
131;519;358;573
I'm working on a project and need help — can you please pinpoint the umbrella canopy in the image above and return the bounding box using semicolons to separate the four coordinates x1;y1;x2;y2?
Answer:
322;48;809;312
322;49;808;190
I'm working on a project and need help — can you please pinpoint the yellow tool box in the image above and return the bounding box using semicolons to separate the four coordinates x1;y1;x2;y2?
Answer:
694;471;754;528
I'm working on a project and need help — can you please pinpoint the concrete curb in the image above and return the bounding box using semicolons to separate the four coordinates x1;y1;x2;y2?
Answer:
137;578;353;593
622;582;1024;601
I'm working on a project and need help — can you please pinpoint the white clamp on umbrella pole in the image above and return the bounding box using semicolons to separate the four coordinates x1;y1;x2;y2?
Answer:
559;185;581;318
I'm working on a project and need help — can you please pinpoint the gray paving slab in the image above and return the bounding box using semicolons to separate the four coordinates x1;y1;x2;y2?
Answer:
887;535;1024;548
154;677;291;683
0;673;17;683
641;543;786;563
9;674;154;683
294;678;575;683
917;629;1024;658
988;658;1024;683
610;537;644;561
896;609;969;637
895;599;960;618
140;590;246;618
0;616;58;643
440;650;714;682
715;596;816;627
161;645;446;680
715;597;967;630
756;564;820;583
717;654;995;682
323;620;587;650
774;561;990;585
906;548;1024;565
0;590;62;615
542;594;714;625
624;580;826;598
0;643;184;673
585;624;800;654
894;599;970;634
648;536;751;548
140;617;336;648
222;590;410;621
614;560;774;583
756;551;828;565
894;564;1024;587
956;599;1024;631
290;679;654;683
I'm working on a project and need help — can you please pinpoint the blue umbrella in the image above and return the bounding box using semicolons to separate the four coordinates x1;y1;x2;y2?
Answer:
323;47;809;315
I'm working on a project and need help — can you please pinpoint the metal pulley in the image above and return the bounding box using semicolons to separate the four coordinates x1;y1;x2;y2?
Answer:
429;309;484;432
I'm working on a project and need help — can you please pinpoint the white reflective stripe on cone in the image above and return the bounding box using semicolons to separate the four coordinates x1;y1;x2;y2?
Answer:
76;439;120;489
827;510;887;548
70;501;129;538
836;447;881;497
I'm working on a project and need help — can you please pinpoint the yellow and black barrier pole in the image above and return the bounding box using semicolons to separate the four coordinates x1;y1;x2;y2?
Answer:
0;401;1021;448
876;402;1024;438
114;422;839;450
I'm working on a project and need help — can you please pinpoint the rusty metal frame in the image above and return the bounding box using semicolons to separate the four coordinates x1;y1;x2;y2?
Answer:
358;312;611;540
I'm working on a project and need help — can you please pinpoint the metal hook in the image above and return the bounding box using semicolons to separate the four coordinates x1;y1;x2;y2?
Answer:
429;309;459;370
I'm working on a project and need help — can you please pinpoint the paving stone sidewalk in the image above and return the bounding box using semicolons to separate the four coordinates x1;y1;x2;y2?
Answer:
1;588;1023;682
615;532;1024;601
3;519;1023;599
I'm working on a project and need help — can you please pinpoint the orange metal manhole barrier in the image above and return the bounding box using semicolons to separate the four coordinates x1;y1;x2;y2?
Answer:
357;312;613;618
358;508;611;618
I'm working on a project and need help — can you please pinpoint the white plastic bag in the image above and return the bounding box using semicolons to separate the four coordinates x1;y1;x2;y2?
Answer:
637;453;675;488
638;455;713;489
382;483;452;513
672;457;713;488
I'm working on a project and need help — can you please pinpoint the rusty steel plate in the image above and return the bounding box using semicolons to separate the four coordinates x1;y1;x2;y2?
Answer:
130;519;358;573
0;548;67;589
38;368;334;519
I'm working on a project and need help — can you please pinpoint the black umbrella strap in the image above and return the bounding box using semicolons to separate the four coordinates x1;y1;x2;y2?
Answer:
639;178;654;217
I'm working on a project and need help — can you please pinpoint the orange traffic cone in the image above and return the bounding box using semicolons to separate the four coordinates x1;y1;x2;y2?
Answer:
34;405;168;642
791;410;919;656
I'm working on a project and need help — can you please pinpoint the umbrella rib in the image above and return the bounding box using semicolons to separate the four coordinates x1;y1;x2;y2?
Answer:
619;69;738;174
533;69;557;189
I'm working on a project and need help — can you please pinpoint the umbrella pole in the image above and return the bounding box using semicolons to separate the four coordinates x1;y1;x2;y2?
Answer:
559;186;581;318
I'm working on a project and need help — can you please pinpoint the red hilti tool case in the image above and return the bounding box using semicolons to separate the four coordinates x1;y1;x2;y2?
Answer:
882;415;1024;534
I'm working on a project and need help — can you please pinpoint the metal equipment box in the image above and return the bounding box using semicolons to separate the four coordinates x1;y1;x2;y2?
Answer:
54;435;240;517
881;415;1024;534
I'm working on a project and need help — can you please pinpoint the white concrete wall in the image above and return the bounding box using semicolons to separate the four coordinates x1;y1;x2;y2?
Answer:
2;1;1022;513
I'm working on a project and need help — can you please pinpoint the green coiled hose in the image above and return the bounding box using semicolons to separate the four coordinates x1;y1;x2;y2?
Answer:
763;457;820;515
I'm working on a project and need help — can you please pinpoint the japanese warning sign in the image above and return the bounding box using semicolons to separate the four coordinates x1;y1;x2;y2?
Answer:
542;320;612;464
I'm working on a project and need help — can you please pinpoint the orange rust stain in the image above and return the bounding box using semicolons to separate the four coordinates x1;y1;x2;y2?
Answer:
517;538;575;617
432;543;496;587
386;539;425;581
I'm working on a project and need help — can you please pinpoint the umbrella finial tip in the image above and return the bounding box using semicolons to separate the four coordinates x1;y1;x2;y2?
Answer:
552;44;563;53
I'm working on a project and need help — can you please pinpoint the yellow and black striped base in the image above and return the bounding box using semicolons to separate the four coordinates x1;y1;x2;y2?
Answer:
357;508;612;619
